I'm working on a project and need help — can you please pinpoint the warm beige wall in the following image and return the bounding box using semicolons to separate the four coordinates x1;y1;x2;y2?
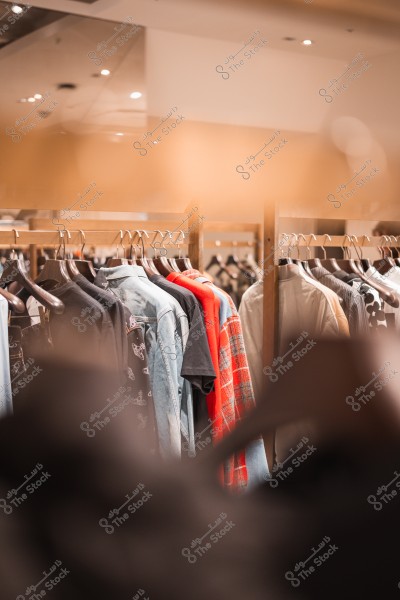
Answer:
0;117;399;222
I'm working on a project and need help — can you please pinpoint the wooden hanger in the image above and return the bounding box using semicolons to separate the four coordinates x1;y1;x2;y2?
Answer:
373;236;396;275
106;230;130;267
318;234;341;273
36;230;71;288
0;288;25;313
278;232;296;266
70;230;96;282
169;231;192;272
294;234;317;280
0;230;64;314
354;235;399;308
334;235;364;276
133;230;158;277
152;230;174;276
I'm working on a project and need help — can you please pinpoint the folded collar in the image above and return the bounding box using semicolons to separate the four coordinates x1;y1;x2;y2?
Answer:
99;265;147;280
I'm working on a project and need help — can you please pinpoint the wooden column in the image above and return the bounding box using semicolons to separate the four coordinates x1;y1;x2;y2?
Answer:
255;222;262;265
29;244;37;279
187;203;204;271
263;201;278;469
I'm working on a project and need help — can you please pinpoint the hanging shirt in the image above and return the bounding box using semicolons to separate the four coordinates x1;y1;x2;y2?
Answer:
167;273;221;436
25;281;119;370
183;271;270;489
76;273;157;447
240;264;342;467
73;273;127;371
311;266;369;336
365;266;400;329
299;272;349;337
149;274;216;435
167;272;254;489
333;271;388;331
96;265;192;459
0;296;12;417
278;264;341;341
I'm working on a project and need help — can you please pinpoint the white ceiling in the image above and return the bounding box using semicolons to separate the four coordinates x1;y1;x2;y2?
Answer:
0;0;399;134
0;10;146;130
19;0;400;60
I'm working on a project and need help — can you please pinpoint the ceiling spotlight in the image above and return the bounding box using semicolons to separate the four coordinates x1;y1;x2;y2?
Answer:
115;132;124;136
27;97;36;103
18;98;27;103
302;39;314;45
11;5;23;14
130;91;142;99
34;93;42;100
100;69;110;76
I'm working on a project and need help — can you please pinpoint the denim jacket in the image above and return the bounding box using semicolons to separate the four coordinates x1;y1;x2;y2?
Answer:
98;266;194;458
0;296;12;417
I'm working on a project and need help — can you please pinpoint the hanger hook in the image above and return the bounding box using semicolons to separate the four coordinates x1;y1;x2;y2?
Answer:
135;230;149;258
10;229;19;259
124;230;133;259
349;235;362;261
361;235;371;260
174;230;185;246
164;229;173;248
386;235;393;258
379;235;390;260
280;233;289;259
307;234;317;260
288;233;298;258
64;229;72;259
388;235;397;258
56;229;64;260
342;234;352;259
116;230;125;259
321;234;332;260
79;230;86;258
297;233;307;258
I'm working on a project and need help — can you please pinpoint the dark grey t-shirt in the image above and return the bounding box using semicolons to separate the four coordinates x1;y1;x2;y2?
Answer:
149;274;216;399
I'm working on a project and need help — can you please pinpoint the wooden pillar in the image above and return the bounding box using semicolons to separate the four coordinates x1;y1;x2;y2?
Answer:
255;222;262;265
262;201;278;469
186;203;204;271
29;244;37;279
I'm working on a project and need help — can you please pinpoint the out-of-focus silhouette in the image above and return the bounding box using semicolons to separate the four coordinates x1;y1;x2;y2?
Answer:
1;336;400;598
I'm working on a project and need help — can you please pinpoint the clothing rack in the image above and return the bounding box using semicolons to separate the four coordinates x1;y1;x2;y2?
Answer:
0;208;204;278
262;210;400;467
277;233;400;251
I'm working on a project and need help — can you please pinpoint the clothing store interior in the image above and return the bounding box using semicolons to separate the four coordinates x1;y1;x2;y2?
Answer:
0;0;399;598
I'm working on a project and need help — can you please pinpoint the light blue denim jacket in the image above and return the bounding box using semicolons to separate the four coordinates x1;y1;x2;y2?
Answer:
99;266;194;458
0;296;12;417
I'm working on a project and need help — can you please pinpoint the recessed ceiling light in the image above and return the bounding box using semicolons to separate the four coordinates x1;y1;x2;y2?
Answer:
101;69;110;76
115;132;124;136
34;93;42;100
130;91;142;99
11;5;23;14
283;37;296;42
27;97;36;103
18;98;27;103
302;39;314;45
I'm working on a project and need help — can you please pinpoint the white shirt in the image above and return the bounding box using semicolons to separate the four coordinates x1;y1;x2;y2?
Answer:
239;264;342;465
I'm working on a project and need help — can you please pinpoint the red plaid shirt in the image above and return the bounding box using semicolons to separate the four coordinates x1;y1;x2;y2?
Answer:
182;270;257;491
